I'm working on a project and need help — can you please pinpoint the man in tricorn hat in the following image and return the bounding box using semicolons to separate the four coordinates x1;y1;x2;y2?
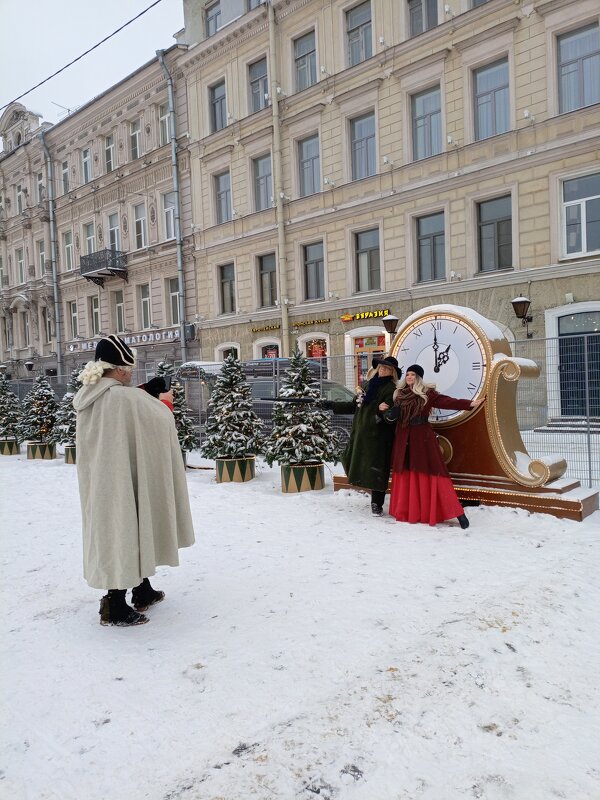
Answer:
324;355;401;516
73;335;195;626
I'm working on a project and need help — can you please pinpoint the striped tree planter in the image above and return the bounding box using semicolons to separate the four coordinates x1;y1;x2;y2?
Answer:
281;463;325;493
27;442;56;460
215;456;256;483
0;439;20;456
64;444;76;465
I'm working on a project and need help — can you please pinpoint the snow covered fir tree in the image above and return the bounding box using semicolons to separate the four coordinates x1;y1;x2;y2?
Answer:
263;348;339;491
0;374;23;454
50;368;82;462
201;355;263;482
155;361;200;455
18;376;59;459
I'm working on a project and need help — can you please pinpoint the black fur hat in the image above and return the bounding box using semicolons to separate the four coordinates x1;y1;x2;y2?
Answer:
406;363;425;379
95;335;135;367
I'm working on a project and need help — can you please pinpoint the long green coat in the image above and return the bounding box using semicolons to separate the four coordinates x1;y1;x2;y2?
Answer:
332;377;397;492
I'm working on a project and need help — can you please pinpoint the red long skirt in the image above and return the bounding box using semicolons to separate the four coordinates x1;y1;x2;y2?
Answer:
389;470;464;526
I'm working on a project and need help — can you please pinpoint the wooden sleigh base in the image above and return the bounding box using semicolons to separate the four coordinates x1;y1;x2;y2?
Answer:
332;474;599;522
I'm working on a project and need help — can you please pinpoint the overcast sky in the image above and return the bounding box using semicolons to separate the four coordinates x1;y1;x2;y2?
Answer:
0;0;184;129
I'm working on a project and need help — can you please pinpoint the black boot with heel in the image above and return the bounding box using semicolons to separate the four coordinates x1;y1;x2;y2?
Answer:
457;514;470;529
131;578;165;612
99;589;149;627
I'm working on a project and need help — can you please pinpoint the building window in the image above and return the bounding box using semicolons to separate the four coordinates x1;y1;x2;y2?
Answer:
346;1;372;67
84;222;95;255
159;104;170;146
219;263;236;314
253;154;272;212
206;0;221;36
563;172;600;256
477;195;512;272
247;0;262;8
130;119;141;160
114;290;125;333
417;212;445;282
474;58;509;141
16;248;24;283
61;161;69;195
42;306;52;343
163;192;177;240
558;25;600;114
214;171;232;224
210;81;227;133
90;295;100;336
412;86;442;160
472;0;490;5
355;228;380;292
68;300;79;339
81;149;92;184
139;284;151;329
167;277;180;325
16;184;24;213
36;172;44;203
303;242;324;300
105;135;115;172
258;253;277;307
350;113;376;180
134;203;147;249
63;231;74;271
108;212;120;251
37;240;45;274
298;134;320;197
249;58;269;113
294;31;317;91
409;0;437;37
21;311;30;347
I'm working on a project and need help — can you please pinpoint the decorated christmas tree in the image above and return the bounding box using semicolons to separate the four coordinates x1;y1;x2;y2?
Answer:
201;354;263;459
0;374;23;442
19;376;59;443
263;347;339;466
156;361;200;453
50;367;82;446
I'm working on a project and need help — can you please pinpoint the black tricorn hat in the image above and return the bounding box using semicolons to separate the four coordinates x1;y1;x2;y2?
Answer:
406;363;425;379
95;334;135;367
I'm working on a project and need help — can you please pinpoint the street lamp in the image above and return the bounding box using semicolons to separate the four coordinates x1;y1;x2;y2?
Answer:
382;314;399;335
24;360;35;372
0;364;7;375
511;296;533;338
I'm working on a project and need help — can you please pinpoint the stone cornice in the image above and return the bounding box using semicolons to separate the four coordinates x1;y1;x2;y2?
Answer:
534;0;579;17
392;48;452;80
452;16;521;52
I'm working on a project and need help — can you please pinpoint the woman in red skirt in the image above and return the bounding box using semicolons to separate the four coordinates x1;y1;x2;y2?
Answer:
388;364;484;529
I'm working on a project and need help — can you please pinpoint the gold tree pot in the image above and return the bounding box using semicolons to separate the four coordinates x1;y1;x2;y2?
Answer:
281;463;325;493
215;456;256;483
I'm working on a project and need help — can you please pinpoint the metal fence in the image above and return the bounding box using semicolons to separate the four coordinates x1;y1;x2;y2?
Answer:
8;333;599;487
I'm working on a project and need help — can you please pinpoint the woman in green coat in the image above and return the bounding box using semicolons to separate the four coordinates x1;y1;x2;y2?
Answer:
328;356;401;515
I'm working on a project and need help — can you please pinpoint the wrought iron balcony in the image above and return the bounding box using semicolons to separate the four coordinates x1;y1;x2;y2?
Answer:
79;248;128;287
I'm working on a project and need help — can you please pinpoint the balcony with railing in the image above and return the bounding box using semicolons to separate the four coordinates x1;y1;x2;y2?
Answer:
79;249;128;287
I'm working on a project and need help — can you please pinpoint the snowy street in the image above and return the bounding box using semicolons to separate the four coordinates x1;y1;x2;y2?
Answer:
1;454;599;800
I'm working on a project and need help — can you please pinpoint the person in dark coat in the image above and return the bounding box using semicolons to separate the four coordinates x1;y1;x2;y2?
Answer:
327;356;401;515
387;364;484;528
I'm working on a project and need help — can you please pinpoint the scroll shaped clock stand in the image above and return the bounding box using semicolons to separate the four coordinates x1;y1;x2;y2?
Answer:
440;353;598;521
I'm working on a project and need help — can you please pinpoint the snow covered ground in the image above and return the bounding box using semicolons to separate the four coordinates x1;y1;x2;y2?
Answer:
1;453;599;800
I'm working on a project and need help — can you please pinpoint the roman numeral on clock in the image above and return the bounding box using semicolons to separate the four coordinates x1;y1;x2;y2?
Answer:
466;341;475;349
472;362;481;370
467;382;477;391
413;328;423;337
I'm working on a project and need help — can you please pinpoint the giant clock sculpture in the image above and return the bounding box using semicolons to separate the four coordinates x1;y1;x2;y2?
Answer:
387;305;597;520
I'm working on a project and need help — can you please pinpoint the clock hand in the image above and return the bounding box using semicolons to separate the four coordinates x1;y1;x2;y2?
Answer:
432;330;440;373
437;345;451;369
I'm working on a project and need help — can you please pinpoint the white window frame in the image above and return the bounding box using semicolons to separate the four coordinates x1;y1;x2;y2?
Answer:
130;119;141;161
345;1;373;68
105;134;115;173
114;289;125;333
297;133;321;197
159;104;170;147
68;300;79;339
214;171;232;224
42;306;52;343
16;247;25;283
253;153;273;212
61;161;69;195
294;30;317;92
81;149;92;184
36;172;44;203
139;283;152;329
16;184;24;214
108;212;121;251
90;295;100;336
37;239;45;274
167;277;180;326
21;311;30;347
560;171;600;258
63;231;74;272
134;203;147;249
248;56;269;114
163;192;177;240
218;262;236;314
344;219;385;295
84;222;96;255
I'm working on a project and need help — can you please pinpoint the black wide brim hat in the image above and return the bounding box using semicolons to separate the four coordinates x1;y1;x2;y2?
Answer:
406;363;425;379
372;355;401;379
95;334;135;367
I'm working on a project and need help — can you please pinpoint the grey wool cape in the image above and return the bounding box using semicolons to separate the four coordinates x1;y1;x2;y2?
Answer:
73;378;195;589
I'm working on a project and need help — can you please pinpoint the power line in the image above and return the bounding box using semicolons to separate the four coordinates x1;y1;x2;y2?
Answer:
0;0;165;114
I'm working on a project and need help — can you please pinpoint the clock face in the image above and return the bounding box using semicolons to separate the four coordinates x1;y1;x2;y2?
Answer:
392;312;488;422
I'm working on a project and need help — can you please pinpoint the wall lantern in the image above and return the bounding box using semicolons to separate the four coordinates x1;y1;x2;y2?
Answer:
511;297;533;339
382;314;399;335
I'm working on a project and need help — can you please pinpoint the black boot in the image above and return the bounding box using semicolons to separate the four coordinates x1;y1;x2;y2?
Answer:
457;514;470;529
99;590;149;627
371;502;384;516
131;578;165;612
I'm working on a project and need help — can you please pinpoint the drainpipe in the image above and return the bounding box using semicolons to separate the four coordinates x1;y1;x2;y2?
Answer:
39;130;63;378
157;49;187;363
267;1;290;356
